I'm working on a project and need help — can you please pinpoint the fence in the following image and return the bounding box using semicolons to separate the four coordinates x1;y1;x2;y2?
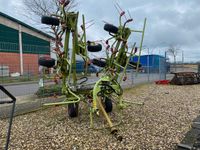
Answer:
2;62;199;101
0;64;39;83
170;64;198;73
0;58;170;99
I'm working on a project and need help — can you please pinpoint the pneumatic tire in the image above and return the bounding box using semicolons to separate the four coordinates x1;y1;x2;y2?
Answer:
104;24;118;34
68;103;79;118
104;97;113;113
41;16;60;26
38;57;55;68
87;44;102;52
92;59;106;67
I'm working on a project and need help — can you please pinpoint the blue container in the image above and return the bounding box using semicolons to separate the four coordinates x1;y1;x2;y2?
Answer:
130;55;167;73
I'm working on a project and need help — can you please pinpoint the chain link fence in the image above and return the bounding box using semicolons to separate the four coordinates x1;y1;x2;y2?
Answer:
1;54;199;103
0;54;171;96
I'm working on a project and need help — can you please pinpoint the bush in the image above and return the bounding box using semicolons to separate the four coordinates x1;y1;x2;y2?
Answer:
35;84;62;98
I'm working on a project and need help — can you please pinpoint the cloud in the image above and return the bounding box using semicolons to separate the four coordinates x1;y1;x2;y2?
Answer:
0;0;25;20
1;0;200;61
77;0;200;61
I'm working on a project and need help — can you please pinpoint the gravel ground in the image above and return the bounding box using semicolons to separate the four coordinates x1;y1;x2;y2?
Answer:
1;84;200;150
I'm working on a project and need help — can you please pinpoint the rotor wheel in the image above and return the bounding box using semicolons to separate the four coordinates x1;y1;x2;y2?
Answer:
68;103;79;118
104;24;118;34
41;16;60;26
87;44;102;52
92;59;106;67
104;97;113;113
38;57;55;68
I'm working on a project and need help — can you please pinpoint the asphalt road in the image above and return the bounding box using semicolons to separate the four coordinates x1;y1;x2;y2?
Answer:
0;73;171;100
0;83;39;99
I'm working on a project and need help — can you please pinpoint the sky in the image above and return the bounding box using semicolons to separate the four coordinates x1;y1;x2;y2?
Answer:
0;0;200;62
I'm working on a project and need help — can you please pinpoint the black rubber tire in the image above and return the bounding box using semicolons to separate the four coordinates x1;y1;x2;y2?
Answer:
68;103;78;118
41;16;59;26
130;62;142;68
104;24;118;34
104;97;113;113
87;44;102;52
38;57;55;68
92;59;106;67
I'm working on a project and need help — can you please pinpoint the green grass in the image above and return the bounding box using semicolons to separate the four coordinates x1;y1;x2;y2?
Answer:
35;84;62;98
0;75;39;84
0;72;92;84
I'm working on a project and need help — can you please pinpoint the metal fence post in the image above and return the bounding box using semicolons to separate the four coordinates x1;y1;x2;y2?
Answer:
131;69;134;85
164;51;167;80
28;64;30;81
159;54;161;80
147;48;150;82
1;64;3;83
198;64;200;73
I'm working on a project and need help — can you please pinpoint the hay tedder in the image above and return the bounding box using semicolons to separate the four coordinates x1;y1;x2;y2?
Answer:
39;0;146;140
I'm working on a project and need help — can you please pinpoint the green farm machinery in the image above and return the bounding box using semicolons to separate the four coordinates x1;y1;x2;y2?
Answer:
39;0;146;140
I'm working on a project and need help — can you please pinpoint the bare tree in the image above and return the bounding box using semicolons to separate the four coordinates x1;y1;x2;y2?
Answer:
168;45;180;72
22;0;77;56
23;0;77;26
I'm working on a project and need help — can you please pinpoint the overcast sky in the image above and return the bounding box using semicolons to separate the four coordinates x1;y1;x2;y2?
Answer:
0;0;200;62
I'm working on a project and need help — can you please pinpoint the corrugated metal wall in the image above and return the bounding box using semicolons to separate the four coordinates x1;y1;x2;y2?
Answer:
0;24;50;54
22;32;50;54
131;55;166;73
131;55;164;67
0;24;19;52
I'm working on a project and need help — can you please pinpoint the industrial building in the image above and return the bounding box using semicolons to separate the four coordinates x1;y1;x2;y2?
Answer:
130;54;169;73
0;12;53;76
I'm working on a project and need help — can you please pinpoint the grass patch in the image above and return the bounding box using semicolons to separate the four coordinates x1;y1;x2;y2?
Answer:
35;84;62;98
0;75;39;84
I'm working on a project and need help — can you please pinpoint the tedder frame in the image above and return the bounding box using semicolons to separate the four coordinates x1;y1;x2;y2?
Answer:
39;0;146;140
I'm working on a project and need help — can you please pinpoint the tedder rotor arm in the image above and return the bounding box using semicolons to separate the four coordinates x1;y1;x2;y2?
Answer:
131;18;147;74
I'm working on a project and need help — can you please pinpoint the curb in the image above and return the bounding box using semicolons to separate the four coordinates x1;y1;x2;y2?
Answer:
1;80;53;87
0;82;151;119
0;96;65;119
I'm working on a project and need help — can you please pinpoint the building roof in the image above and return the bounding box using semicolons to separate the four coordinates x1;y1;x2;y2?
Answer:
140;54;165;58
0;11;54;39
